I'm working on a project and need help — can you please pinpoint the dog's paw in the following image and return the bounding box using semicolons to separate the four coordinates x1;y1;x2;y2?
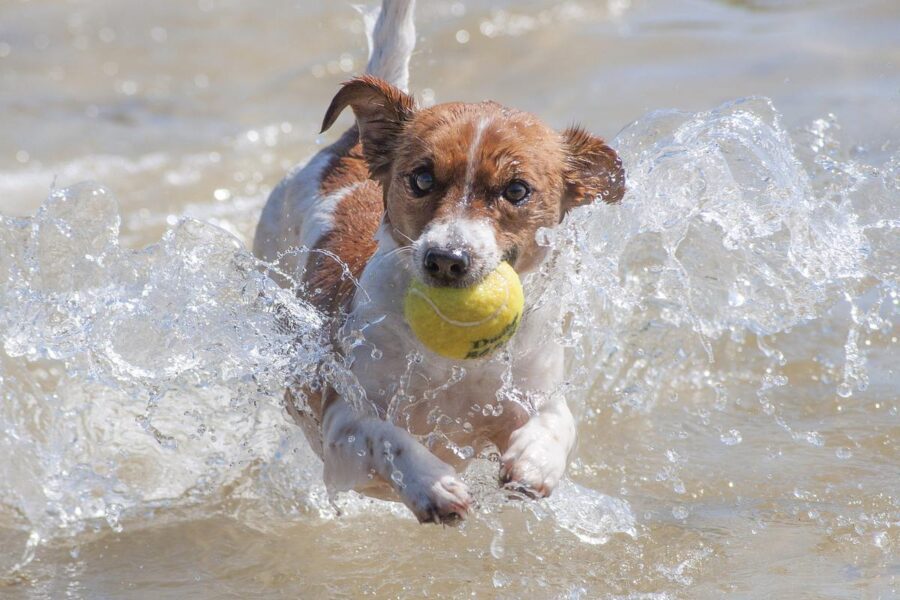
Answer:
500;424;568;498
399;465;473;525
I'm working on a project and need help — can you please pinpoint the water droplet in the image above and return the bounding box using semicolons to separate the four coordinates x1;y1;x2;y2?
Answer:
805;431;825;447
457;446;474;460
835;447;853;460
490;530;505;559
728;289;745;307
720;429;742;446
390;470;404;487
492;571;510;588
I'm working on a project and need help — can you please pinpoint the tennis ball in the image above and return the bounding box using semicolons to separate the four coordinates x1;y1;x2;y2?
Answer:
404;262;524;360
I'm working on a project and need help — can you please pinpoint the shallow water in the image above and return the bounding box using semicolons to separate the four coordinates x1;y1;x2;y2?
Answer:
1;0;898;598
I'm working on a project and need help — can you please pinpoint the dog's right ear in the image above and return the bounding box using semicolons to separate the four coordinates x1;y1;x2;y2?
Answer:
321;75;416;179
561;125;625;210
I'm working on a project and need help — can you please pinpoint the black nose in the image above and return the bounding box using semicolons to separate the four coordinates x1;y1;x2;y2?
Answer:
423;248;471;283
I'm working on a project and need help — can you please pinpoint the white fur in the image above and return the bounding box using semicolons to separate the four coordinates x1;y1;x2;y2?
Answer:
299;184;358;264
253;150;337;284
500;397;575;494
412;216;501;282
321;392;472;522
317;223;574;519
365;0;417;92
463;117;491;203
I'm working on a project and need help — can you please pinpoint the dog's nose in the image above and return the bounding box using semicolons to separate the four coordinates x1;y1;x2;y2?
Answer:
423;248;471;283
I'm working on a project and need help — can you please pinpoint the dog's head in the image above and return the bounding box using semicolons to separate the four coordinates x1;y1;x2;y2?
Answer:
322;75;624;287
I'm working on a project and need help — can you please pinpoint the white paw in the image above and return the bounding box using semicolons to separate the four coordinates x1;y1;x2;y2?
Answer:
500;424;568;498
395;458;472;524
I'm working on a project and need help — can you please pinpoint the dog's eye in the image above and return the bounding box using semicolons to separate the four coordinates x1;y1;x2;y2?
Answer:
502;180;530;204
409;168;435;197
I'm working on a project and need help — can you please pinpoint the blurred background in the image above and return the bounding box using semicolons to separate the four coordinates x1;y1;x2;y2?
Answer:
1;0;897;238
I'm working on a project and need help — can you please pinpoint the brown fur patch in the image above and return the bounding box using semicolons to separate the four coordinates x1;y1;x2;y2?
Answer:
321;75;416;179
303;178;382;315
384;102;571;272
319;128;371;198
285;387;325;457
562;125;625;207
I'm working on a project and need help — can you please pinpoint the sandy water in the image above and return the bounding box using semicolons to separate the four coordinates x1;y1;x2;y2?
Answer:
1;0;898;598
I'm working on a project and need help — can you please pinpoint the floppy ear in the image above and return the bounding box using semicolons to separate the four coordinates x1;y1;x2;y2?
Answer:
561;125;625;210
321;75;416;179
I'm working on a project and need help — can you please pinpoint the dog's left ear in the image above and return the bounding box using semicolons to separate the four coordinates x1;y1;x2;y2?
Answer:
561;125;625;211
321;75;416;179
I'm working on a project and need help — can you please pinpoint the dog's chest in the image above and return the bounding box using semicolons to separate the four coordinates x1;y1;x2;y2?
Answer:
343;240;564;455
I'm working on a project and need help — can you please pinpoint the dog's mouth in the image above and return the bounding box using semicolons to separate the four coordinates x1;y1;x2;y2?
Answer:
501;246;519;268
415;246;521;290
419;268;489;290
410;246;525;294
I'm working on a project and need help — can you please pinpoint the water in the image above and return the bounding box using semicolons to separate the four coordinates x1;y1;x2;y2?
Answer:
1;0;898;597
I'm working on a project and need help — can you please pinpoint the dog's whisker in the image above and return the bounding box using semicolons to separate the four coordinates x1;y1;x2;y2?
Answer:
385;245;414;257
370;244;414;266
392;227;415;244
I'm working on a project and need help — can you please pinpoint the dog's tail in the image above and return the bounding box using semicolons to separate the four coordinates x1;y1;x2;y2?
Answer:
363;0;416;92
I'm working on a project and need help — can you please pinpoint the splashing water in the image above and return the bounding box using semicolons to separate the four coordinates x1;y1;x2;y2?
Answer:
1;97;897;591
535;97;895;409
0;184;330;548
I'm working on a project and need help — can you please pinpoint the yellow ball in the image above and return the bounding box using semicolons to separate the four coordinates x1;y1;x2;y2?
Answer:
404;262;525;360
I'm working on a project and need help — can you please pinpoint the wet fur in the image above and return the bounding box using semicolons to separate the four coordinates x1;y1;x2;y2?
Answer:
254;0;623;523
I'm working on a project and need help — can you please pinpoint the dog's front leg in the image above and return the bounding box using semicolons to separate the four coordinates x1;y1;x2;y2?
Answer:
499;398;576;497
322;398;473;523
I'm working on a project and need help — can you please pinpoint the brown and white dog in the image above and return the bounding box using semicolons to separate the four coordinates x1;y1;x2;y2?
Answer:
254;0;623;524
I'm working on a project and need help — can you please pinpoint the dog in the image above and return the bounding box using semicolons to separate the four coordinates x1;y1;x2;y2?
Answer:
254;0;624;524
